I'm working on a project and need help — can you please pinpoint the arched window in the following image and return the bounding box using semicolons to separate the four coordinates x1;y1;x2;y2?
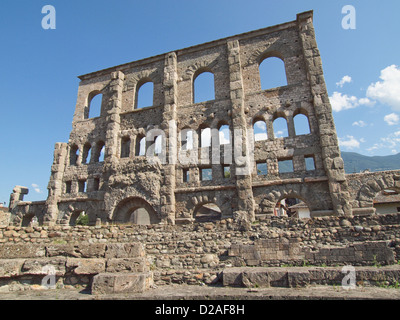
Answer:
218;125;230;145
193;71;215;103
69;211;83;226
135;80;154;109
70;144;79;166
253;120;268;141
113;197;160;225
87;91;103;118
200;127;211;148
259;56;287;90
194;203;221;222
92;141;105;163
273;117;288;138
135;135;146;156
154;135;162;156
120;137;130;158
82;143;91;164
294;113;311;135
274;197;310;219
181;128;194;151
21;213;35;227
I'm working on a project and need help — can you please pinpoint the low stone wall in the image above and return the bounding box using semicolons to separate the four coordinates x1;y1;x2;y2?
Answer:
222;266;400;288
0;214;399;289
0;242;150;292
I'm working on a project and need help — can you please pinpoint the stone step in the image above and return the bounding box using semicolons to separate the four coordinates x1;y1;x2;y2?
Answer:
0;256;150;278
91;272;153;295
221;265;400;288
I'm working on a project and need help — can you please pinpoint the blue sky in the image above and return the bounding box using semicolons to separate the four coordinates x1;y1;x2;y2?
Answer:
0;0;399;204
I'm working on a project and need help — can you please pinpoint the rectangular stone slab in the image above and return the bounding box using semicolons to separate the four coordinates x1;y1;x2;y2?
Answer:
91;272;153;294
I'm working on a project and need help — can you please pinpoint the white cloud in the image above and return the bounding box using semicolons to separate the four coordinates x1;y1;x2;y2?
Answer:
339;135;361;150
336;75;352;88
219;129;230;144
358;98;375;106
329;92;359;112
367;144;380;153
366;65;400;111
274;130;284;138
254;133;268;141
366;131;400;154
329;92;375;112
31;183;42;194
254;121;266;130
352;120;367;127
384;113;399;126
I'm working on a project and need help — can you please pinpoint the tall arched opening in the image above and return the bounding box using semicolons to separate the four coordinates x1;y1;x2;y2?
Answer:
112;197;160;225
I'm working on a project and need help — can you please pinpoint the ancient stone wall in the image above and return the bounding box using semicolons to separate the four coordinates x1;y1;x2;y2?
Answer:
1;214;399;289
8;11;354;227
7;11;400;232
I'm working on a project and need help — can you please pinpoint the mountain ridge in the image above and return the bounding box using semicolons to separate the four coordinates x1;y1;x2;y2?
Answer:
341;151;400;174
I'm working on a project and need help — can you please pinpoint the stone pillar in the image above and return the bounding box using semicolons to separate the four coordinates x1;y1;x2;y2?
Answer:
227;39;255;225
160;52;178;224
9;186;29;209
44;142;68;225
104;71;125;164
297;11;352;216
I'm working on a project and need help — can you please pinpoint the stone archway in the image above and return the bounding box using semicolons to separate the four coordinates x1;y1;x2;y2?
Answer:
193;202;222;222
347;171;400;215
274;196;311;219
112;197;160;225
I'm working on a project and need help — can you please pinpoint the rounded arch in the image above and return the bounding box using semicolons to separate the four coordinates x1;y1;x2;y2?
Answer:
87;90;103;119
252;117;268;141
135;134;146;156
180;126;194;151
272;113;289;138
193;68;215;103
112;197;160;225
135;78;154;109
258;54;287;90
218;122;230;145
69;210;84;226
82;142;92;164
257;50;285;65
92;140;105;162
69;144;79;166
293;108;311;136
193;202;222;222
199;125;212;148
274;193;311;219
21;213;35;227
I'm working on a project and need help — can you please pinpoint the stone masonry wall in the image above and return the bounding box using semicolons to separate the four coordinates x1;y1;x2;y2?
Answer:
1;214;399;288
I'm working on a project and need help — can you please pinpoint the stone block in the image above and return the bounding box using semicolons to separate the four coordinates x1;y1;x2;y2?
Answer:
0;244;46;259
66;258;106;275
0;259;25;277
105;258;149;273
91;272;153;295
105;243;145;259
287;271;311;288
21;258;66;276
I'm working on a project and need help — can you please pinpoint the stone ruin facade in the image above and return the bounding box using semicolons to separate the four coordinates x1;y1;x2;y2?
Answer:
7;11;400;228
2;10;400;295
